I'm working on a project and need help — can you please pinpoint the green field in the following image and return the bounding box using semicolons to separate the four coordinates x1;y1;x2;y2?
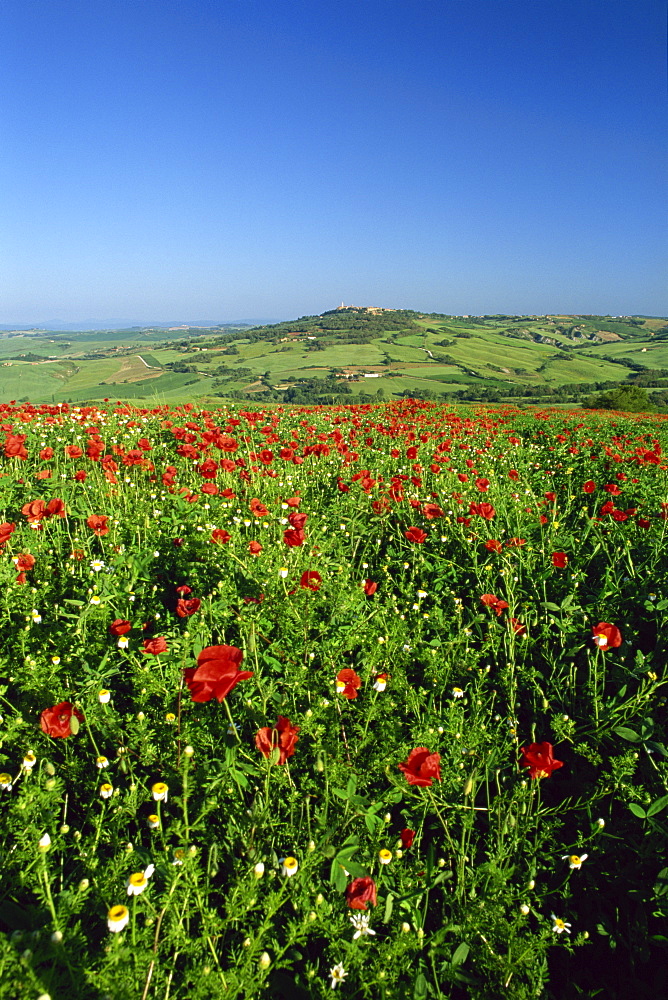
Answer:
0;309;665;406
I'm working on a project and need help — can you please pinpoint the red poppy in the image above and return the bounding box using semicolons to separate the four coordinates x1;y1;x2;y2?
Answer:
39;447;54;460
22;499;46;523
400;828;415;849
475;477;490;492
184;644;253;703
510;617;527;636
336;668;361;699
505;537;526;548
480;593;509;617
283;527;305;547
508;469;519;481
14;552;35;573
65;445;83;459
552;552;568;568
398;747;441;787
176;597;201;617
469;502;496;520
0;522;15;548
249;498;270;517
255;716;300;764
198;459;218;479
285;495;301;507
109;619;131;636
4;433;28;460
300;570;322;592
288;511;308;531
142;637;168;655
36;469;52;480
73;470;87;482
345;877;378;911
603;483;622;495
40;701;84;738
211;528;231;544
485;539;503;554
249;540;263;555
45;498;66;518
519;742;564;780
422;502;444;519
404;527;427;543
583;480;596;493
86;514;109;536
363;579;378;596
592;622;622;649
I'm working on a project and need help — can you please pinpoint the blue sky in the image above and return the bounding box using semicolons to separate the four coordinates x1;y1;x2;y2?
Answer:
1;0;666;324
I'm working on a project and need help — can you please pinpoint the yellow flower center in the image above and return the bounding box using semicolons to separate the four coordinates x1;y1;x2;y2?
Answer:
108;905;129;922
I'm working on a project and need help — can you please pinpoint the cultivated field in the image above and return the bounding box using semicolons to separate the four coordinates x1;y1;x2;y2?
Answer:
0;311;665;406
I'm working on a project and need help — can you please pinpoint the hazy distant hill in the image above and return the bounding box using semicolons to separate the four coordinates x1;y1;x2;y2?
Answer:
0;318;278;332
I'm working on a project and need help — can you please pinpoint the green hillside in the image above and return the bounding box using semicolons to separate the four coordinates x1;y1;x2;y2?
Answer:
1;308;666;408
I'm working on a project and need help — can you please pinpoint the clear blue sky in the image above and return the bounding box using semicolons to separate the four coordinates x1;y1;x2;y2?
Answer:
1;0;666;324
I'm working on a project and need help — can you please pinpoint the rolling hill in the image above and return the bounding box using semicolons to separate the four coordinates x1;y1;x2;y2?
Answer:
1;307;667;408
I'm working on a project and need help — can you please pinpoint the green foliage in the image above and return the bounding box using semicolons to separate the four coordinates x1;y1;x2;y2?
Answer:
584;384;655;412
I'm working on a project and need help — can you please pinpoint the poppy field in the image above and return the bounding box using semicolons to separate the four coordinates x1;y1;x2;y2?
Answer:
0;398;667;1000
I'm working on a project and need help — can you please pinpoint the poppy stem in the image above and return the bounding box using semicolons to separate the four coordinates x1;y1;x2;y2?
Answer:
426;788;458;861
223;697;241;742
40;853;60;934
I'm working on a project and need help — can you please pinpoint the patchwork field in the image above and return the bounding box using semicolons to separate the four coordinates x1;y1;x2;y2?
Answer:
0;310;666;410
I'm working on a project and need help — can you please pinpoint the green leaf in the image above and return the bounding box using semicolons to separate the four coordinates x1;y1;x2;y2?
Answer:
413;972;428;998
647;795;668;817
229;768;248;790
330;860;349;892
364;811;382;834
337;858;368;879
628;803;646;819
452;942;470;967
614;726;641;743
545;602;561;612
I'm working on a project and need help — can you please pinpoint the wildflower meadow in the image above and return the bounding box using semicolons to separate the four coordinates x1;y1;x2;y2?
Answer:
0;398;666;1000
